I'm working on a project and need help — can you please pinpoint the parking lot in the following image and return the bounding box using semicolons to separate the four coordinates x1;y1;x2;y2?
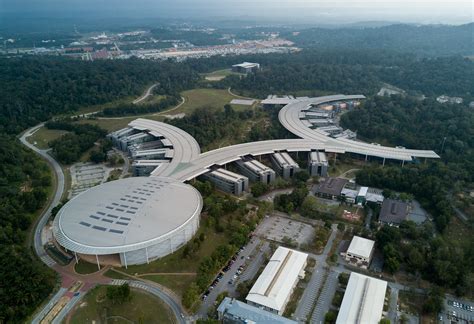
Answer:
440;297;474;323
254;214;314;247
196;238;264;317
69;162;112;198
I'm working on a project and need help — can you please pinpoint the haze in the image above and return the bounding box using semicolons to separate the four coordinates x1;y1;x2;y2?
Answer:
2;0;473;25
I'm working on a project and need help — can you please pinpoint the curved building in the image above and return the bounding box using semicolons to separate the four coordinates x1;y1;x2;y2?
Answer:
53;176;202;267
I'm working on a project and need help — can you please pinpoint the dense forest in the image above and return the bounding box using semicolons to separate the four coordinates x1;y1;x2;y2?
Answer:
46;121;108;164
187;50;474;99
0;136;56;322
285;23;474;56
0;57;199;133
341;96;474;179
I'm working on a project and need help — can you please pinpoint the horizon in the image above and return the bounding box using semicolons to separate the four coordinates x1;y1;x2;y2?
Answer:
1;0;473;27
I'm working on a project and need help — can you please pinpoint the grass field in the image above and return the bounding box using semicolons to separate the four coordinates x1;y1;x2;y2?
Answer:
74;260;100;274
141;274;196;297
26;127;68;149
175;88;237;114
203;69;241;81
69;285;175;324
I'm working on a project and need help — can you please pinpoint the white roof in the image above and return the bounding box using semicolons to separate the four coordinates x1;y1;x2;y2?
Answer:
246;247;307;313
53;177;202;255
336;272;387;324
232;62;259;68
358;186;369;197
347;236;375;260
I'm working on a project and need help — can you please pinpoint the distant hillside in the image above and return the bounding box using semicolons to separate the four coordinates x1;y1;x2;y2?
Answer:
287;23;474;56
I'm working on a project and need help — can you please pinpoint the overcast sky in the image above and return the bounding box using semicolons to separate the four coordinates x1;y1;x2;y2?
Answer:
1;0;473;25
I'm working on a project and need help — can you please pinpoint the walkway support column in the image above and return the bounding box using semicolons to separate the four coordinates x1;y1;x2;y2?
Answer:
382;158;386;167
96;254;101;271
74;252;79;264
145;247;149;264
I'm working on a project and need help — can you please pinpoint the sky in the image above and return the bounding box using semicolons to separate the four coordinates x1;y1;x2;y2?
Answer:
1;0;473;25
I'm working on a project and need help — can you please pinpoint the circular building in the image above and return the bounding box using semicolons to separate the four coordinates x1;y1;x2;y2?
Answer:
53;176;202;267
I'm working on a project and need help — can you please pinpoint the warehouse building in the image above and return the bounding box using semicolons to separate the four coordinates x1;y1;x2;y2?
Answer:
308;151;328;177
203;168;249;196
217;297;297;324
271;152;299;179
342;236;375;269
336;272;388;324
53;177;202;268
314;177;348;200
246;246;308;315
379;199;409;226
235;158;276;184
232;62;260;74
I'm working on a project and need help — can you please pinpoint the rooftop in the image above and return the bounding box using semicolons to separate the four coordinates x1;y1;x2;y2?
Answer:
217;297;297;324
246;246;308;313
379;199;409;224
53;177;202;255
336;272;387;324
347;236;375;259
315;177;348;197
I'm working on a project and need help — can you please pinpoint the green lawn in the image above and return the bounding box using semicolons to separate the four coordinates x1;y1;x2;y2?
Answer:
203;69;241;81
75;260;100;274
173;88;236;114
141;274;196;297
26;127;69;149
69;285;176;324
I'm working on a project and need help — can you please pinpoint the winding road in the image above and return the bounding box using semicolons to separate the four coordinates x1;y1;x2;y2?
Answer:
20;123;186;324
133;83;160;104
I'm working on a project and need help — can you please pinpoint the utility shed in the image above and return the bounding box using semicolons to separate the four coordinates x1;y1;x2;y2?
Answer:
336;272;388;324
246;246;308;315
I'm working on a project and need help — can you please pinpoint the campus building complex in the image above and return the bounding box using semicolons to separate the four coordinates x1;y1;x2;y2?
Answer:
53;177;202;267
231;62;260;74
246;247;308;315
203;168;249;196
236;158;276;184
308;151;328;177
271;152;299;179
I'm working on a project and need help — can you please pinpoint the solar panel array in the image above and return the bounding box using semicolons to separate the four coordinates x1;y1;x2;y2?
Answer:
78;179;169;235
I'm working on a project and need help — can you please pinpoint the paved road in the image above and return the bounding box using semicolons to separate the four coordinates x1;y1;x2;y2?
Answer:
197;238;262;317
133;83;159;104
31;288;67;324
310;270;338;324
387;286;399;323
52;292;83;324
294;225;338;322
112;280;185;324
19;123;65;267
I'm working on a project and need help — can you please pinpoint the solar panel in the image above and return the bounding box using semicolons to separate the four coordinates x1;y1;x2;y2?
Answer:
102;218;113;223
90;215;100;220
120;217;131;221
116;221;128;226
106;214;119;219
109;229;124;234
92;225;106;231
126;211;135;214
80;221;91;227
97;211;105;215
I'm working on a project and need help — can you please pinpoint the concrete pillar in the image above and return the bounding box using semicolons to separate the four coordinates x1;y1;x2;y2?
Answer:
365;154;368;162
401;160;405;167
145;247;149;264
96;254;101;271
382;158;386;167
123;252;128;269
74;252;79;264
334;153;337;165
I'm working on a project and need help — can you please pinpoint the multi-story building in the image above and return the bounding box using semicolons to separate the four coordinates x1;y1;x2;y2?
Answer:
203;168;249;196
308;151;328;177
342;235;375;269
235;158;276;184
271;152;299;179
231;62;260;74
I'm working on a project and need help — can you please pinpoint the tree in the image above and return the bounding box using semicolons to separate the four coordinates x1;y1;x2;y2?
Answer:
324;310;337;324
106;283;131;304
294;170;310;183
251;182;269;197
379;318;391;324
300;196;321;219
182;282;200;309
422;287;444;314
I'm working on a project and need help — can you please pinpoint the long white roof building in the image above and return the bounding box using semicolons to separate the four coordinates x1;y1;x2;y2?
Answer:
246;246;308;315
336;272;388;324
